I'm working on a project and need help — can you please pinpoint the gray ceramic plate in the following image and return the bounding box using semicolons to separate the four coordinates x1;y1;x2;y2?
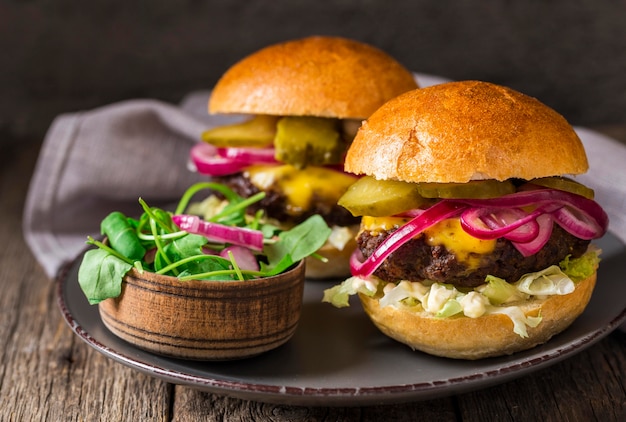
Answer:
57;232;626;406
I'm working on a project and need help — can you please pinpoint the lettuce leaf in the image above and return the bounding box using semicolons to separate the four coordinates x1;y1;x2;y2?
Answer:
480;275;526;305
488;306;542;338
560;248;601;281
514;265;575;296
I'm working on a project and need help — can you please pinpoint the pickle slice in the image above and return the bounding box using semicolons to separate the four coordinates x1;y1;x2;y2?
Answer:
338;176;431;217
416;180;516;199
274;116;344;169
530;176;595;199
201;115;278;147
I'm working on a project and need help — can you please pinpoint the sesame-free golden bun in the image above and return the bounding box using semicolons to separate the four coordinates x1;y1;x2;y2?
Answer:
207;36;417;280
345;80;589;183
209;36;418;119
343;80;599;358
359;271;597;359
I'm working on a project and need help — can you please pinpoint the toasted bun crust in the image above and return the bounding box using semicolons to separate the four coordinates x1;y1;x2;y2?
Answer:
345;80;589;182
358;271;597;359
209;36;418;119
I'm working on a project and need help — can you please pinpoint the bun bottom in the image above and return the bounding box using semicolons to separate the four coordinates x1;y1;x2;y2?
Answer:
305;235;357;279
358;272;597;359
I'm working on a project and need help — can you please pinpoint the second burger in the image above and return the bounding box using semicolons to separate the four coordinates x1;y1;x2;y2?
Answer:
189;36;419;278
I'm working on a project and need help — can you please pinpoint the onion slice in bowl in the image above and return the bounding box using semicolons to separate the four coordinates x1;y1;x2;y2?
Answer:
220;245;260;271
172;214;264;251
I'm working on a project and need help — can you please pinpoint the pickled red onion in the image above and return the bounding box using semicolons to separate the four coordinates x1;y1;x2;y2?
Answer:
189;143;249;176
172;214;264;251
352;189;608;277
511;214;554;257
217;147;278;164
350;201;467;277
189;143;280;176
459;203;562;242
552;206;605;240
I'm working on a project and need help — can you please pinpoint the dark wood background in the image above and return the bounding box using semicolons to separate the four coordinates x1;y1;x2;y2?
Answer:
2;0;626;148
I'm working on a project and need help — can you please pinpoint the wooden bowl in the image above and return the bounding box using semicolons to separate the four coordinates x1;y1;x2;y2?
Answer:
98;261;305;360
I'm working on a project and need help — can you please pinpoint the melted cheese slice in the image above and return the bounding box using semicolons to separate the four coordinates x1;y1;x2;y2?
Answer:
424;219;495;268
361;216;496;269
245;164;357;216
361;216;410;233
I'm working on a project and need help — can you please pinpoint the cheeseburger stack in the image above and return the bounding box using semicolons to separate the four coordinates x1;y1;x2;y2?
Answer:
189;36;418;278
324;80;608;359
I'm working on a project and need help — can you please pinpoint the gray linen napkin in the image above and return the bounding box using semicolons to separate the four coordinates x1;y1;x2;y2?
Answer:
23;98;208;278
23;76;626;282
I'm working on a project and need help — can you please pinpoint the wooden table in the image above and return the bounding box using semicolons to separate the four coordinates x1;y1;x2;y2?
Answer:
2;126;625;421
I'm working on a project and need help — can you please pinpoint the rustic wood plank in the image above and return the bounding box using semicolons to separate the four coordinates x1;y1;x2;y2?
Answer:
170;386;459;421
0;142;174;421
456;330;626;422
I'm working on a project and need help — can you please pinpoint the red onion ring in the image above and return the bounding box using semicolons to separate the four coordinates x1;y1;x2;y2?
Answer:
552;206;605;240
172;214;264;251
189;143;249;176
350;201;467;277
351;189;608;278
511;214;554;257
217;147;278;164
220;245;260;271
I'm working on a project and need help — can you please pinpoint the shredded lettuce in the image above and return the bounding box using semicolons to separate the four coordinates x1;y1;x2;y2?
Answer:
514;265;574;296
479;275;527;305
488;306;542;338
379;282;411;308
424;283;457;314
322;276;376;308
323;248;601;338
436;299;463;318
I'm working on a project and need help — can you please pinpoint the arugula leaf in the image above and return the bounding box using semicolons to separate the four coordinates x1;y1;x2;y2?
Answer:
78;249;133;305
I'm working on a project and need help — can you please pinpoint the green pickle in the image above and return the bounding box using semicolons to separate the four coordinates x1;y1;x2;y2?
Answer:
201;115;278;147
416;180;516;199
338;176;431;217
530;176;594;199
274;116;344;169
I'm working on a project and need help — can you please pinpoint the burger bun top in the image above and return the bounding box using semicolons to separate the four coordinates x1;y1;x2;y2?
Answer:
209;36;418;119
345;80;589;183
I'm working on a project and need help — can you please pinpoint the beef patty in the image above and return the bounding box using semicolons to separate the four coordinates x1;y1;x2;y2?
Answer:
214;173;359;227
358;224;590;288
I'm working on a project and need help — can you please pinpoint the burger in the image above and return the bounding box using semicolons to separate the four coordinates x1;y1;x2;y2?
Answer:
188;36;418;278
323;80;609;359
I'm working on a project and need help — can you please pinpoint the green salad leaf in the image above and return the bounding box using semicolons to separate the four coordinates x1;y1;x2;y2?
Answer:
78;249;133;304
262;214;332;276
